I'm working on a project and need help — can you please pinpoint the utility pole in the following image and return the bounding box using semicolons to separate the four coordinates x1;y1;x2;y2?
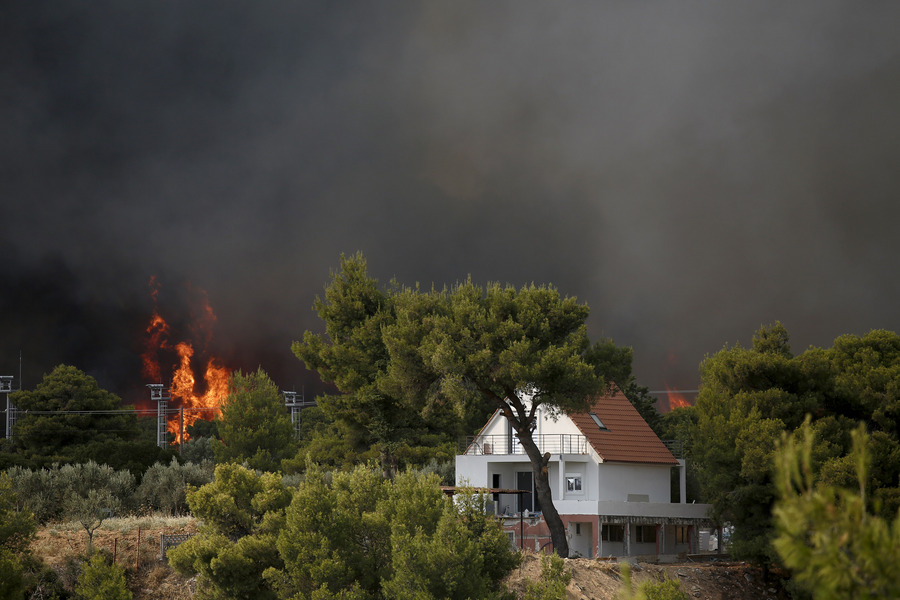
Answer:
147;383;170;448
283;389;306;439
1;375;14;440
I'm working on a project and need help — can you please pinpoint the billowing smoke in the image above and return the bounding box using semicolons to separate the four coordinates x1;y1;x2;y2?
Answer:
3;2;900;403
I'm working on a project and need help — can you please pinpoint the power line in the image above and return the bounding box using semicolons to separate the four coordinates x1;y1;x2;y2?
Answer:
2;407;222;415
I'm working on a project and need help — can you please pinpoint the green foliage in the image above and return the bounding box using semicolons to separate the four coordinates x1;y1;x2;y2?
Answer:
61;461;135;551
183;463;291;538
275;464;393;598
180;435;217;464
5;461;134;551
381;277;609;557
181;418;220;464
7;364;173;472
6;465;67;523
383;486;520;600
136;458;213;515
0;549;27;600
523;554;571;600
773;421;900;599
293;253;470;477
274;465;519;600
617;565;690;600
689;324;900;565
20;553;67;600
296;253;636;558
0;472;37;554
187;418;220;439
213;369;299;472
417;457;456;486
74;552;132;600
0;472;38;600
168;463;291;600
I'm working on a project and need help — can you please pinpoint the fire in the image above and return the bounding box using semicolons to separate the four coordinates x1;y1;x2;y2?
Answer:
141;278;232;444
665;385;692;411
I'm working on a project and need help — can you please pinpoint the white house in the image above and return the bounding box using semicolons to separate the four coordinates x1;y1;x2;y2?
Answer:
455;387;714;559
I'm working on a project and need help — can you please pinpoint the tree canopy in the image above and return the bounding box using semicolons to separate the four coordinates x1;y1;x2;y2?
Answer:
168;463;292;600
774;421;900;599
688;323;900;565
293;253;490;477
2;364;173;472
296;253;639;557
214;368;298;472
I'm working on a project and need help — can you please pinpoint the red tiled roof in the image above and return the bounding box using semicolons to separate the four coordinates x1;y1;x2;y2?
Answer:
569;388;678;465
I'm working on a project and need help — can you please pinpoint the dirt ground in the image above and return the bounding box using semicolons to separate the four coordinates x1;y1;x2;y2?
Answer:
31;521;787;600
505;552;789;600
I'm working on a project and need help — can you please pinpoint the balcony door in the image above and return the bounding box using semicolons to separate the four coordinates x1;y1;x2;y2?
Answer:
517;470;541;513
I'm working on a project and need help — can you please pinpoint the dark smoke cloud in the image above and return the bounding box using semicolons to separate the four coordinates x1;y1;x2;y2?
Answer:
3;2;900;405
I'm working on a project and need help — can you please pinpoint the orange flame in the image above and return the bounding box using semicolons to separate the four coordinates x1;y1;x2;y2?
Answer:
141;279;232;444
665;385;691;411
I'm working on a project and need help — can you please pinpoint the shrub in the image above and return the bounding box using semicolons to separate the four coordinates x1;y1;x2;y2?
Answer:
617;565;690;600
136;458;213;516
74;552;132;600
524;554;571;600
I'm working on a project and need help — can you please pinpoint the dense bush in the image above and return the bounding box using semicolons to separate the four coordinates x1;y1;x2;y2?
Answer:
170;463;520;600
136;458;213;516
168;463;291;600
5;461;135;547
0;472;38;599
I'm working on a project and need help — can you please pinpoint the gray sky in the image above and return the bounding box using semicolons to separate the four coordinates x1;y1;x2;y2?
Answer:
3;2;900;408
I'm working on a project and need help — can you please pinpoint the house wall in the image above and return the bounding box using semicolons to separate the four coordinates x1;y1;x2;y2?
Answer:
456;455;489;487
455;456;565;516
480;412;508;437
534;408;576;436
596;462;671;503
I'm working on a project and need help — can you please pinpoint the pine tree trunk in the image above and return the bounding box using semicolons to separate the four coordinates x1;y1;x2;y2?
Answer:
520;433;569;557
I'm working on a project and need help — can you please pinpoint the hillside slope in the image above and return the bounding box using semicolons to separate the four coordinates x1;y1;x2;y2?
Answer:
31;521;787;600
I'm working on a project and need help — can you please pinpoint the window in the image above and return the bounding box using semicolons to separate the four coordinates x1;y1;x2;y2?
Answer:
635;525;656;544
565;473;583;494
589;413;608;431
601;524;624;542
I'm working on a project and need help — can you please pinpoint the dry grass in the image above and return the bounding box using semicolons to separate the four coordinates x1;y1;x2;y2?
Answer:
31;515;200;600
46;515;195;533
32;515;198;569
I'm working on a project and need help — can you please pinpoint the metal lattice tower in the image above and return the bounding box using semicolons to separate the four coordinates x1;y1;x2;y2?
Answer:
147;383;170;448
1;376;14;440
283;390;307;438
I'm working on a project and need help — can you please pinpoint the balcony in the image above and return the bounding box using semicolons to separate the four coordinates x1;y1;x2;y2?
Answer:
662;439;685;459
461;434;588;456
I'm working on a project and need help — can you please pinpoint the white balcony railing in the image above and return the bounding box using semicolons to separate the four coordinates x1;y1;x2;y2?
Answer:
462;434;588;456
